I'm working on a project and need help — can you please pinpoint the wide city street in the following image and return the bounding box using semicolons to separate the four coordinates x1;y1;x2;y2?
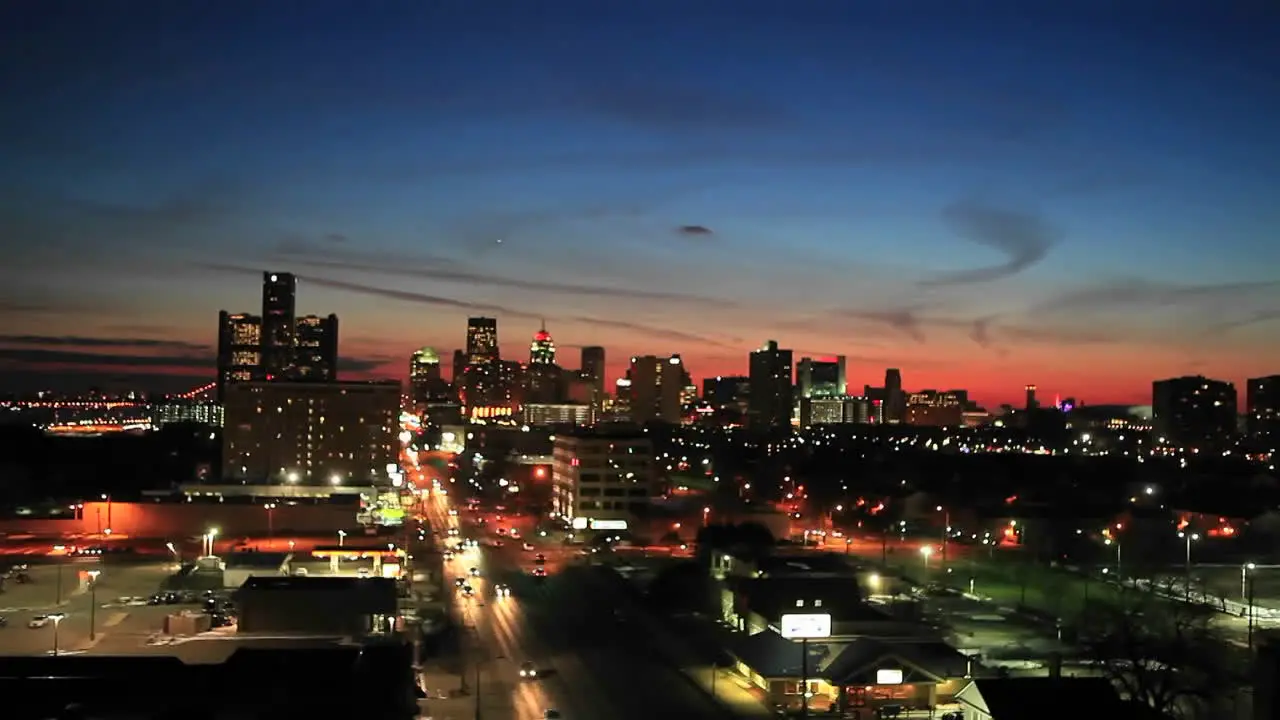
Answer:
420;489;736;720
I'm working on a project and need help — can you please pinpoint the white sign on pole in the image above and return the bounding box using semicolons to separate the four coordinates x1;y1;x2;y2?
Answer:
779;613;832;639
589;519;628;530
876;668;904;685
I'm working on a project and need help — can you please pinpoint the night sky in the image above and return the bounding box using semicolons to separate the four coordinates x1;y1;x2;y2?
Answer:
2;1;1278;406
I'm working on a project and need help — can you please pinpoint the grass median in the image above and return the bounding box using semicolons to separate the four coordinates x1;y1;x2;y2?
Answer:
878;545;1131;621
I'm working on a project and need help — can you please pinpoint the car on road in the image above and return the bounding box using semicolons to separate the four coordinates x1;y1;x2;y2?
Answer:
534;553;546;564
469;567;480;577
519;661;537;678
532;567;546;577
28;616;50;629
454;578;467;588
495;584;511;597
522;542;535;551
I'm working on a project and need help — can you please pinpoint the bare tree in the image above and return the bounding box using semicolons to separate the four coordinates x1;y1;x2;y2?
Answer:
1078;593;1241;719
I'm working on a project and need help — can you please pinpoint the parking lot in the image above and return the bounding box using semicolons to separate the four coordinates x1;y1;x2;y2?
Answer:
0;560;186;656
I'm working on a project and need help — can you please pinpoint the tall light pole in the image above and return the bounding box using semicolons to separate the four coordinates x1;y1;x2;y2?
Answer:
49;613;66;656
338;530;346;547
1104;537;1121;580
87;570;101;641
936;505;950;571
263;503;276;539
204;528;220;557
1178;531;1199;601
1245;563;1257;648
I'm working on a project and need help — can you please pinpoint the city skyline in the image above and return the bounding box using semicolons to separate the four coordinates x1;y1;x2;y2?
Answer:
3;2;1280;405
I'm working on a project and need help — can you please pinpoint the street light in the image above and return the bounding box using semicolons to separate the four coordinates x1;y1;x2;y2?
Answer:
1244;562;1258;648
919;544;934;570
338;530;347;547
204;528;220;557
49;613;66;656
87;570;101;641
263;503;277;539
1103;537;1122;580
1178;531;1199;600
285;471;300;483
936;505;950;570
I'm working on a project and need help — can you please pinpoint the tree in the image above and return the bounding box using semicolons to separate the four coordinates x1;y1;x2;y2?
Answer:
647;560;717;614
1079;594;1240;719
694;522;775;565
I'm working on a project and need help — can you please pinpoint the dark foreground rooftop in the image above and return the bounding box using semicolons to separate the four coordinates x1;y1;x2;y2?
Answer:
0;642;418;720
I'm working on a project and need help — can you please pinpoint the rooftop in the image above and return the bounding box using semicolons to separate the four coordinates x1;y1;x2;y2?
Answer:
753;552;858;576
732;576;872;623
240;575;395;592
728;630;970;683
0;642;416;719
223;550;291;569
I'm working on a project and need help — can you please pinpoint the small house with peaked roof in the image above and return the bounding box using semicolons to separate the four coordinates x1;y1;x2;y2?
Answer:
726;629;973;715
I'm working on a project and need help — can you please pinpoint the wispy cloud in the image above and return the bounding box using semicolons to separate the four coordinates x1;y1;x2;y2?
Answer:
1030;279;1280;316
0;334;209;352
836;308;930;342
1206;309;1280;336
676;224;714;237
969;317;995;348
274;240;733;307
0;347;213;370
569;316;735;348
920;201;1057;287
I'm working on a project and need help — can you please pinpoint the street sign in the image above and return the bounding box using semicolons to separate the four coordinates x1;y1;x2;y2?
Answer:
780;613;832;639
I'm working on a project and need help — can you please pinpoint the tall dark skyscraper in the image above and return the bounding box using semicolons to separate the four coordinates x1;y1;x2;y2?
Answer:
261;272;297;379
216;311;262;401
466;317;499;364
579;345;606;414
293;314;338;381
884;368;904;423
580;346;605;381
1247;375;1280;439
1152;375;1237;447
451;349;466;384
748;340;793;428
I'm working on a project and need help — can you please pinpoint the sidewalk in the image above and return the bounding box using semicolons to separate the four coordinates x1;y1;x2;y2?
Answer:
682;665;774;719
417;666;473;720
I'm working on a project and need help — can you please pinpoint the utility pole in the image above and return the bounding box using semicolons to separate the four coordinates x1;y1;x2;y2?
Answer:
800;636;809;719
1248;572;1257;649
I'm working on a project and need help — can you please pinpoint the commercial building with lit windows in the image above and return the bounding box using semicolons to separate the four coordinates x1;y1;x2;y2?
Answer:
550;430;657;527
216;311;263;400
222;381;400;486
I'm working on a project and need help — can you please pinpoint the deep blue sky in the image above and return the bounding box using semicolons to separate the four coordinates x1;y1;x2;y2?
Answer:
2;1;1278;404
